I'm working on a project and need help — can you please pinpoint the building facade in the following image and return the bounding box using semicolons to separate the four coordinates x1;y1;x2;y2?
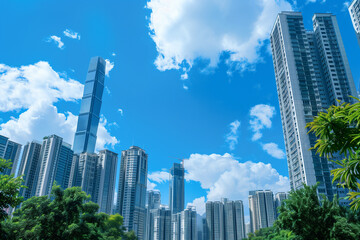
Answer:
0;134;22;176
171;206;197;240
270;12;357;202
18;141;42;201
248;190;275;233
36;135;73;196
73;56;106;154
206;199;246;240
274;192;288;218
117;146;148;240
349;0;360;46
169;162;185;214
147;207;171;240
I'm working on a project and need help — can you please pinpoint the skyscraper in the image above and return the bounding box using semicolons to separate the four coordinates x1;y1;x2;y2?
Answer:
0;134;22;176
73;56;106;154
248;190;275;233
171;206;197;240
148;207;171;240
36;135;73;196
18;141;42;201
349;0;360;46
270;12;357;202
146;190;162;240
274;192;288;218
169;162;185;214
96;150;118;214
117;146;148;240
148;190;161;210
205;199;246;240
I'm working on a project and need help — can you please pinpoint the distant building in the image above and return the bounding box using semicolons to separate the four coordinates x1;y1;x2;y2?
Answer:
96;150;118;214
274;192;288;218
146;191;162;240
171;206;197;240
169;162;185;214
117;146;148;240
148;190;162;210
36;135;73;196
69;150;118;215
73;56;106;154
18;141;42;201
147;207;171;240
0;134;22;176
205;199;246;240
349;0;360;46
270;12;357;204
249;190;275;233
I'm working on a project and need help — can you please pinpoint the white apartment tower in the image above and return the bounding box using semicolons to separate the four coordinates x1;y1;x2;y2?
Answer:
171;206;197;240
349;0;360;46
248;190;275;233
270;12;357;202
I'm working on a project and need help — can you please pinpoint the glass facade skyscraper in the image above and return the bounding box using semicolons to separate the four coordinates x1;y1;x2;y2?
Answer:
73;56;106;154
117;146;148;240
349;0;360;46
270;12;357;204
169;162;185;214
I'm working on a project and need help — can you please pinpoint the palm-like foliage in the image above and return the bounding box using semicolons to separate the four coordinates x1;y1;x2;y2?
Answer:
307;97;360;210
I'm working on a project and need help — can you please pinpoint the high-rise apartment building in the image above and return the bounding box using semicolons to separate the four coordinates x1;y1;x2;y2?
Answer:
0;134;22;176
96;150;118;214
147;207;171;240
270;12;357;202
146;191;162;240
205;199;246;240
274;192;288;218
36;135;73;196
148;190;161;210
18;141;42;201
117;146;148;240
169;162;185;214
248;190;275;233
349;0;360;46
171;206;197;240
73;56;106;154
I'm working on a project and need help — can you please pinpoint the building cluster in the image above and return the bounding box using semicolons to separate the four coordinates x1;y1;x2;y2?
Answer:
1;2;359;239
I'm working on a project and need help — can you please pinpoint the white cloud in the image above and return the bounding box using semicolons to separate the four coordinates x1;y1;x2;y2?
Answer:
187;196;206;216
148;171;170;183
249;104;275;141
146;0;292;77
225;120;240;151
63;29;81;40
112;52;116;56
105;59;114;76
147;179;157;191
96;116;120;151
184;153;289;213
0;61;118;150
183;85;189;90
262;142;285;159
0;61;83;111
118;108;123;116
48;36;64;49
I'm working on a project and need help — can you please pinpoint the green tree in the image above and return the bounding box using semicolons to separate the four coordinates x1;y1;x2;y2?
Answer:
0;158;24;222
307;98;360;210
276;184;360;240
247;226;296;240
2;184;131;240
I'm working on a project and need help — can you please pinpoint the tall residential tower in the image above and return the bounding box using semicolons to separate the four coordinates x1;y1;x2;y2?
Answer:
73;56;105;154
270;12;357;203
169;162;185;214
248;190;275;233
349;0;360;46
117;146;148;240
0;134;22;176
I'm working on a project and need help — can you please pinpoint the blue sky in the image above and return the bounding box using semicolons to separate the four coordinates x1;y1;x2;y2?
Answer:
0;0;359;218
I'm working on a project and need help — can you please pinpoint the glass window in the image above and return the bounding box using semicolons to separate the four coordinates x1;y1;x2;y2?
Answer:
83;81;94;96
90;115;100;136
80;97;92;114
93;99;102;116
95;83;104;100
77;114;90;132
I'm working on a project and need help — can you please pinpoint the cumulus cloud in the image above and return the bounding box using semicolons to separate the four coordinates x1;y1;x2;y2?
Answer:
146;0;292;77
105;59;114;76
96;117;120;151
249;104;275;141
262;142;285;159
187;196;206;216
148;171;170;183
0;61;83;111
48;36;64;49
147;179;157;191
184;153;289;213
0;62;118;150
63;29;81;40
225;120;240;151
